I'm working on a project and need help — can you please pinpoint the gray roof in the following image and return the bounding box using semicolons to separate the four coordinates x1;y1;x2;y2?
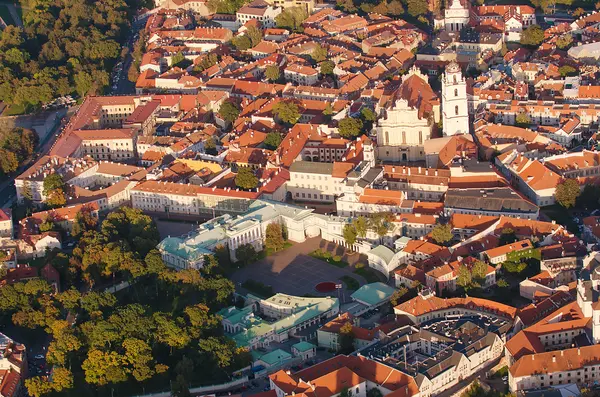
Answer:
289;161;334;175
444;187;538;213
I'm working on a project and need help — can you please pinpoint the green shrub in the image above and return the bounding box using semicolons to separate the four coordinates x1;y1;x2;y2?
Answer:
333;255;342;262
355;263;365;269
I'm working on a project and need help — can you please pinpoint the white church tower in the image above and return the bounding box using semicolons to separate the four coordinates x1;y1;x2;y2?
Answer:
441;62;469;136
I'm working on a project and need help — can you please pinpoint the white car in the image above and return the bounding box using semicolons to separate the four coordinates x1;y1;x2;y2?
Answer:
34;354;44;360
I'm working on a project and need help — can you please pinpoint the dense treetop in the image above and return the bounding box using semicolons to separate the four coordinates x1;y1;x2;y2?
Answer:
0;0;151;111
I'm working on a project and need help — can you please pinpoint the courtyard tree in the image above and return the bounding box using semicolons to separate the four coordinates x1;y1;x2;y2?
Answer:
265;65;280;82
353;216;368;238
235;167;258;190
275;6;308;31
390;287;408;306
320;60;335;76
515;113;531;126
431;223;453;245
407;0;428;16
265;223;286;252
338;117;363;138
264;132;282;150
218;100;240;124
456;265;472;288
236;244;258;265
311;44;327;63
343;224;358;246
499;228;517;245
555;178;580;208
273;101;300;125
520;25;545;47
556;34;573;50
339;322;355;354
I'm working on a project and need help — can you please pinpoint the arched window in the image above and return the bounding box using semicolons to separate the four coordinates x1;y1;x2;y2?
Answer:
454;88;458;97
385;131;389;143
453;75;457;84
455;105;459;116
402;131;406;144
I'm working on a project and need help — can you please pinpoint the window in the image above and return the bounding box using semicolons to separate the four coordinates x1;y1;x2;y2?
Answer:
454;88;458;97
455;106;459;116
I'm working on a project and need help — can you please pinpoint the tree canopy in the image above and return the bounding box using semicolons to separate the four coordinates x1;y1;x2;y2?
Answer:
235;167;258;190
338;117;363;138
273;101;301;125
0;0;149;109
555;178;580;208
276;7;308;31
520;25;545;47
431;224;453;245
218;100;240;124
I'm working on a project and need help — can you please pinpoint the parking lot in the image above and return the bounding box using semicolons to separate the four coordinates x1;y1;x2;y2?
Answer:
231;238;366;300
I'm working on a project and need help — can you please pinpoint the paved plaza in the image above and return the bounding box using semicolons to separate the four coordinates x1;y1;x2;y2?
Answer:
231;238;366;299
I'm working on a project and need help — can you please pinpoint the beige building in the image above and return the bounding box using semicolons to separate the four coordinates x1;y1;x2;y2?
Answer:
75;129;136;161
131;181;257;217
376;68;440;163
287;161;354;203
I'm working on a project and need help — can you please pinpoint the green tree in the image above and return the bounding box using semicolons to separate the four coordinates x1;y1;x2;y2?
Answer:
456;265;472;288
431;224;453;245
265;64;280;82
171;52;186;67
46;189;67;208
323;102;334;118
559;65;577;77
320;60;335;76
82;349;127;386
338;117;363;138
276;7;308;31
388;0;404;15
353;216;368;238
339;322;355;354
407;0;428;16
343;224;357;246
373;1;389;14
515;113;530;126
311;44;328;63
520;25;545;47
25;377;53;397
43;173;65;195
390;287;408;306
370;213;392;242
0;149;18;174
555;178;580;208
172;374;191;397
246;26;263;47
265;223;285;252
219;100;240;124
264;132;282;150
556;34;573;50
499;228;517;246
235;167;258;190
273;101;300;125
471;260;488;281
204;137;217;155
340;388;351;397
232;35;252;50
367;389;384;397
51;367;74;392
39;218;55;232
236;243;258;265
74;71;94;97
577;184;600;209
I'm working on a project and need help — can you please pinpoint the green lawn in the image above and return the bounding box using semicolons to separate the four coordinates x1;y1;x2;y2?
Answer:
4;103;27;116
309;249;349;268
241;279;274;298
340;276;359;291
353;267;383;283
0;5;15;26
